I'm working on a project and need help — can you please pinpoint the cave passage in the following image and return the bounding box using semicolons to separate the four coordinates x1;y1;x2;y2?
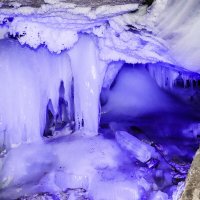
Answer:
99;63;200;199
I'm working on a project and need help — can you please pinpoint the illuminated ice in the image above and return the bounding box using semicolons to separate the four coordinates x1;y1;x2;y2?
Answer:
0;0;199;199
0;39;72;147
68;35;107;134
115;130;155;163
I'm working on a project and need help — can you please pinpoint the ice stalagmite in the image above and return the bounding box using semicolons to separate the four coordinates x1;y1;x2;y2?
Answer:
68;35;107;135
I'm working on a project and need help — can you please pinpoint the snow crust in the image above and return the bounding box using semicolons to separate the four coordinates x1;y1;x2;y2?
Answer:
0;133;171;200
0;1;174;66
0;0;200;71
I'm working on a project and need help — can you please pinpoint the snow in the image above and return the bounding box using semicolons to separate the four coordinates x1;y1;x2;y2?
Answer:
0;0;174;64
1;127;193;199
0;0;199;71
0;1;199;199
115;131;156;163
0;133;171;200
9;20;78;53
149;190;169;200
0;34;108;147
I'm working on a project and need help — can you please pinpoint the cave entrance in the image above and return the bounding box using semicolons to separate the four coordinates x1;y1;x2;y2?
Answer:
99;62;200;199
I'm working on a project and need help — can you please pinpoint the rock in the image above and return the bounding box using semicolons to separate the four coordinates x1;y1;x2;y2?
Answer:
180;148;200;200
115;130;156;163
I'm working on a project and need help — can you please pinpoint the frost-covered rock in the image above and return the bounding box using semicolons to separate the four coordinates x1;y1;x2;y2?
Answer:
149;190;169;200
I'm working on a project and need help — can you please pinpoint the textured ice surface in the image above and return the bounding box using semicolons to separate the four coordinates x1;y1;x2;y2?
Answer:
0;39;72;147
0;1;199;199
68;35;107;134
0;0;174;65
134;0;200;71
1;127;196;199
0;133;169;200
156;0;200;71
102;64;178;120
0;35;106;147
0;0;199;71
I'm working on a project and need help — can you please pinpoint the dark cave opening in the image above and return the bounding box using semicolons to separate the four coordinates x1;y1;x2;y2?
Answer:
99;62;200;197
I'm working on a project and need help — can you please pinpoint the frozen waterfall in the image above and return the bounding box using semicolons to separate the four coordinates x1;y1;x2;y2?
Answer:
0;35;106;148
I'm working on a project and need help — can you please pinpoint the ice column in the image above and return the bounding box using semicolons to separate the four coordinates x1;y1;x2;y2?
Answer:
68;35;107;135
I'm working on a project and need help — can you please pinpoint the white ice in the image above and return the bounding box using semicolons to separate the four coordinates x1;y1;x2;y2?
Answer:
115;130;156;163
0;133;169;200
68;35;107;134
0;1;198;199
156;0;200;71
0;35;106;147
0;39;72;147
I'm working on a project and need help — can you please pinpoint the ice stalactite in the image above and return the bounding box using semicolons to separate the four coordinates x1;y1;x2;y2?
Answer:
146;63;200;105
146;63;200;91
0;39;72;148
0;34;108;148
68;34;107;135
146;63;179;90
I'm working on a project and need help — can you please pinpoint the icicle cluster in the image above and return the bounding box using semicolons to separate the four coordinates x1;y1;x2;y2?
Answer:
0;35;107;148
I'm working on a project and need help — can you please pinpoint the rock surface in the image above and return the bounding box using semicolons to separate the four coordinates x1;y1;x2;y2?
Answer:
180;148;200;200
1;0;141;8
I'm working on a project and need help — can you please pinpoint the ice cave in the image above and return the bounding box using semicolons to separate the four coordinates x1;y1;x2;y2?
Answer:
0;0;200;199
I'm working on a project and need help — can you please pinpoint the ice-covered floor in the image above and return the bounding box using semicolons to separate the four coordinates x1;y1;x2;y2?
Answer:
0;133;179;199
0;38;200;200
0;116;199;200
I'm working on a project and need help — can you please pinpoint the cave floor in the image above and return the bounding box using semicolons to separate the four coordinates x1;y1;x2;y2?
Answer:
0;127;198;200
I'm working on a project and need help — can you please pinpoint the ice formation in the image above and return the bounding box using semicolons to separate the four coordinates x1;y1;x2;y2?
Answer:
0;0;200;200
0;39;72;147
0;34;108;147
68;35;107;134
115;130;156;163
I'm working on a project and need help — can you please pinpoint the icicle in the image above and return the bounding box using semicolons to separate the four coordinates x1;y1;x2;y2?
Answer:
146;63;200;91
68;34;107;136
0;39;72;147
102;61;124;89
